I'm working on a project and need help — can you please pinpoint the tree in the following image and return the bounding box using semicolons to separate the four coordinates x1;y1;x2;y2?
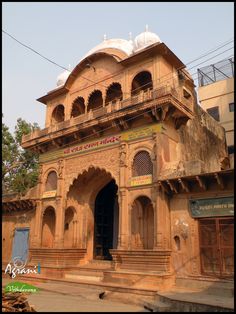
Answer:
2;118;40;195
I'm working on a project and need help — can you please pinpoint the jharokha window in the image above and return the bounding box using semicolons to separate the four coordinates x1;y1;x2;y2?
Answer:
45;171;58;191
132;151;153;177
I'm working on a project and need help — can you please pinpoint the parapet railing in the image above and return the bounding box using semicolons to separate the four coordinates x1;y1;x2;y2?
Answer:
22;85;193;143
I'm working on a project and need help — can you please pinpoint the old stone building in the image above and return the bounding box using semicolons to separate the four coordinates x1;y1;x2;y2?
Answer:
2;27;234;290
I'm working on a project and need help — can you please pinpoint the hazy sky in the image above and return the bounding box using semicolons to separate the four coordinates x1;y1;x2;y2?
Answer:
2;2;234;133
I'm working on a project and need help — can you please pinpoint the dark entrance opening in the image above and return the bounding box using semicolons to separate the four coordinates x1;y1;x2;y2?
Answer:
94;179;118;260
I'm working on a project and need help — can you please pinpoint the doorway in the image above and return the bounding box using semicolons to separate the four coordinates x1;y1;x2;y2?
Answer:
94;179;118;260
12;228;29;263
199;217;234;278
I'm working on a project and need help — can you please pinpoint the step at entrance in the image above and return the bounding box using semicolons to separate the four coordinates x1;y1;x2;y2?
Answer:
64;260;113;283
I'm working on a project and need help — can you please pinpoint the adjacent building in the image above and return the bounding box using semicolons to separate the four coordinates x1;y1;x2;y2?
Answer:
198;57;234;158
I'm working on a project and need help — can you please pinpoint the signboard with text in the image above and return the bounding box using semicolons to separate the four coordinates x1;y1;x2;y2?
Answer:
39;123;162;163
130;175;153;187
42;190;57;199
189;197;234;218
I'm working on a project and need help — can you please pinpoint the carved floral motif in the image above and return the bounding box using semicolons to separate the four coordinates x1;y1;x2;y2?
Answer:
64;148;120;193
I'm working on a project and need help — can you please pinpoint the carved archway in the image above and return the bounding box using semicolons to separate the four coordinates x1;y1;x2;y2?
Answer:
66;166;119;261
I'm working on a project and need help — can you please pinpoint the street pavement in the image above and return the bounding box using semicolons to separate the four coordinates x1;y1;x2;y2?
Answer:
2;278;148;312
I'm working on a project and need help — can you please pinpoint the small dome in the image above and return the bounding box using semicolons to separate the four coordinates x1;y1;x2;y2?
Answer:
134;26;161;52
82;38;134;60
56;69;71;87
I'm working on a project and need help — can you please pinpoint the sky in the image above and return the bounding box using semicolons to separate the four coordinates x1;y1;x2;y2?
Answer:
2;2;234;133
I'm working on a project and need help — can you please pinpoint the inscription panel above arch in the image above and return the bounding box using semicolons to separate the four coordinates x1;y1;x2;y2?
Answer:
64;147;120;194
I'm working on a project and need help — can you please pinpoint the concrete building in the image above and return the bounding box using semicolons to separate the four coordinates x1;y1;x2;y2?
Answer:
198;58;234;157
2;27;234;291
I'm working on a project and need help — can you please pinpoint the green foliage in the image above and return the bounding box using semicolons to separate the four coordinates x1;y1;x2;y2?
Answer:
2;118;40;195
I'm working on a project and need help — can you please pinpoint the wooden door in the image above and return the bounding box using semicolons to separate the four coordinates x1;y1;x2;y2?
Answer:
199;217;234;278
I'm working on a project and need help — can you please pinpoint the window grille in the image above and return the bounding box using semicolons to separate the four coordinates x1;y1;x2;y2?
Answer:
132;151;153;176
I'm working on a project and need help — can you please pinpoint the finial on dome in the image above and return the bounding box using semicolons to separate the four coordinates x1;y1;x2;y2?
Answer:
68;64;71;71
129;32;132;40
145;24;149;32
103;34;107;41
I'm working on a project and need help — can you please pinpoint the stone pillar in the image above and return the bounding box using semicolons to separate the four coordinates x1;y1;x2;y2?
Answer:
53;159;65;248
117;142;130;250
54;197;65;248
117;188;129;249
154;189;170;250
32;200;43;247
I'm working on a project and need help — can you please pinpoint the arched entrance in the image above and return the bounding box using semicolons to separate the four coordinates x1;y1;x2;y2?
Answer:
94;179;118;260
67;167;119;261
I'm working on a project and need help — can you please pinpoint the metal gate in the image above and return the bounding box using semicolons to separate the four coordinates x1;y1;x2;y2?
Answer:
199;218;234;278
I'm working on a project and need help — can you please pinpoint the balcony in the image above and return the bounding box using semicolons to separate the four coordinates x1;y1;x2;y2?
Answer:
22;85;194;149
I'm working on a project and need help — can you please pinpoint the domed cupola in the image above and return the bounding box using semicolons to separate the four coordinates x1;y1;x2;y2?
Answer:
56;67;71;87
134;25;161;52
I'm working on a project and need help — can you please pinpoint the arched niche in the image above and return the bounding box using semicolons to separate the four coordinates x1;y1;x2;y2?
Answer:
41;206;56;248
64;207;77;248
45;171;57;191
131;196;154;249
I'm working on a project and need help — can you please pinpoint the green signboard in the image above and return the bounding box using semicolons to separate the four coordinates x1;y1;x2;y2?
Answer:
189;197;234;218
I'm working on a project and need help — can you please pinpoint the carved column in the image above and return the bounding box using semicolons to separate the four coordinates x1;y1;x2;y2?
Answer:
154;189;170;250
54;159;66;248
117;142;129;250
32;200;43;247
54;197;65;248
117;188;129;249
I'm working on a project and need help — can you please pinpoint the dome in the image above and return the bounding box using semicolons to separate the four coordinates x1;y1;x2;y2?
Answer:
56;69;71;87
82;38;134;60
134;26;161;52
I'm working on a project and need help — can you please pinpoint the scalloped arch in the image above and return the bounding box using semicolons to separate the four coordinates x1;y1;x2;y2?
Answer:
66;165;117;195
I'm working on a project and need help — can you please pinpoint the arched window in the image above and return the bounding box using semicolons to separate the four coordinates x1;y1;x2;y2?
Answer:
132;151;153;177
105;83;123;105
131;71;153;96
87;90;103;111
45;171;57;191
42;207;56;248
71;97;85;117
131;196;154;249
51;104;65;124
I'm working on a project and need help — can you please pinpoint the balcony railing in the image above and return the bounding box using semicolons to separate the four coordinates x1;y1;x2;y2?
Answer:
22;85;193;144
